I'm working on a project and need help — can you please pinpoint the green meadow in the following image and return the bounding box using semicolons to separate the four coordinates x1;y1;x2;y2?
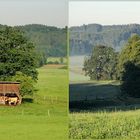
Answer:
0;65;68;140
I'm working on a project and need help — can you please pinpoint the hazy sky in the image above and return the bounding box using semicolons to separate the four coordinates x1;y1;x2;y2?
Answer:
0;0;68;27
69;1;140;27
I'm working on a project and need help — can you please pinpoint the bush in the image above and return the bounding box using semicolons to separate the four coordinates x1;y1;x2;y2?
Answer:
47;61;59;64
11;72;36;97
121;62;140;97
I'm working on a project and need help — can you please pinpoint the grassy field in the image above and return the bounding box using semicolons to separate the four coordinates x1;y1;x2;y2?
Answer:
70;109;140;140
70;81;120;102
0;65;68;140
69;70;140;139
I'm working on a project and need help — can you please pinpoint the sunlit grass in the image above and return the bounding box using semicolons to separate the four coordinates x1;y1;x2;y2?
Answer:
70;109;140;139
0;65;68;140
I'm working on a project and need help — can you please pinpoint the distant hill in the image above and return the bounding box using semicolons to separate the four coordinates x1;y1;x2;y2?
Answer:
19;24;67;57
0;24;67;57
70;24;140;55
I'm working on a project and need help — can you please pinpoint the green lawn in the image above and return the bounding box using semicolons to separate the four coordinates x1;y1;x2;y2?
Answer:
0;65;68;140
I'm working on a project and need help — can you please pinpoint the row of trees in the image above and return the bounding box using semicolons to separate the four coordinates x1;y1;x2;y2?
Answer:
83;34;140;97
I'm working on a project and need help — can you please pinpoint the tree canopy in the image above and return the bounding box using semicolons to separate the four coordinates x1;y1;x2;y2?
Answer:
118;34;140;97
0;26;38;81
83;45;118;80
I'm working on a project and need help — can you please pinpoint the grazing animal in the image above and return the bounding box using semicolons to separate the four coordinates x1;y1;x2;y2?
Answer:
0;96;5;104
8;97;18;105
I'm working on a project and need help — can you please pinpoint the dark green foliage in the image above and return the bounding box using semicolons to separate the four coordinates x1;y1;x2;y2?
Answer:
121;62;140;97
83;45;118;80
47;61;59;64
118;34;140;76
0;26;38;81
118;34;140;97
70;24;140;55
60;57;64;64
11;72;36;97
37;52;47;67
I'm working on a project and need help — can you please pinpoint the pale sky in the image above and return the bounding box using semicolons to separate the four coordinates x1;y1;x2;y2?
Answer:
69;1;140;27
0;0;68;27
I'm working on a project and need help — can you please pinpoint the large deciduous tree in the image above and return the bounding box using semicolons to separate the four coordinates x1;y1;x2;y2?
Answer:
118;34;140;97
83;45;118;80
0;26;38;81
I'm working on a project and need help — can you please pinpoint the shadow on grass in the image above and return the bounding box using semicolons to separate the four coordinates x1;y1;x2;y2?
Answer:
69;82;140;112
22;98;34;103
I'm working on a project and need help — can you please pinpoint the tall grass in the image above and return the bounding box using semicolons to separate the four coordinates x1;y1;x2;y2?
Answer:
69;110;140;139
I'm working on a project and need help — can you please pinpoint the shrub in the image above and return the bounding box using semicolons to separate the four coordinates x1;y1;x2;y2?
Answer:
11;72;36;97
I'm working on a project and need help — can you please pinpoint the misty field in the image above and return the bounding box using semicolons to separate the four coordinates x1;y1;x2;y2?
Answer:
0;65;68;140
70;55;90;82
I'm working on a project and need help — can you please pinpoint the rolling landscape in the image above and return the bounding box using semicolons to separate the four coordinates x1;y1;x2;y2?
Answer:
69;23;140;139
0;24;68;140
0;1;68;139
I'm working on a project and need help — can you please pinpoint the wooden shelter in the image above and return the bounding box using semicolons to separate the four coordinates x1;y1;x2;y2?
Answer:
0;82;22;105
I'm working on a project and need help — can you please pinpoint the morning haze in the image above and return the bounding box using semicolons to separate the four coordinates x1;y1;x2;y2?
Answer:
0;0;68;27
69;1;140;27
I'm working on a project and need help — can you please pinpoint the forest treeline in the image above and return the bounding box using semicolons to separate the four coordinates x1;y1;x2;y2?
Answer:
0;24;67;67
70;24;140;55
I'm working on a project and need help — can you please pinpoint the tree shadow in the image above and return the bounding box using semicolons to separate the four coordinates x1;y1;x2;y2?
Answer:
69;82;140;112
121;61;140;98
22;98;34;103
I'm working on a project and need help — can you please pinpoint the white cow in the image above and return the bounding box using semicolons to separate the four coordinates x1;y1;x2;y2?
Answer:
8;97;18;105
